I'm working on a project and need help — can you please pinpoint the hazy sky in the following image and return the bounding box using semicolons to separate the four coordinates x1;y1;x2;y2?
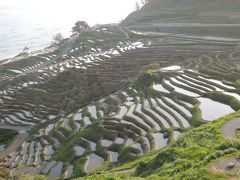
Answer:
0;0;142;25
0;0;143;59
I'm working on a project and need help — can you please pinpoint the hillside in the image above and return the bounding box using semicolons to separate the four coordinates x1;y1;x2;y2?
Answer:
142;0;240;10
124;0;240;39
1;0;240;179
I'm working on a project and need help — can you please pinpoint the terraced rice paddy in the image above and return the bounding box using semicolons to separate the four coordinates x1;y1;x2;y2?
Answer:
4;63;240;178
1;25;240;179
0;27;146;127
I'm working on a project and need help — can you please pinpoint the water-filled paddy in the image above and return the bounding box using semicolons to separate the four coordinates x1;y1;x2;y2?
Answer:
85;154;104;173
152;133;168;150
198;97;234;121
153;84;170;93
74;146;85;156
162;65;181;71
164;80;199;97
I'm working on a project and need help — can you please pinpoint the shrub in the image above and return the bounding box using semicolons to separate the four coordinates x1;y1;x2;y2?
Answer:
203;151;222;163
223;148;237;154
217;141;240;150
136;70;157;91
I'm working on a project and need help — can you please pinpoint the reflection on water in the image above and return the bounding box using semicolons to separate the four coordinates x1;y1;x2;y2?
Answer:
198;97;234;121
164;80;199;97
162;65;181;71
108;151;119;162
74;146;85;156
152;133;168;150
85;154;104;173
153;84;170;93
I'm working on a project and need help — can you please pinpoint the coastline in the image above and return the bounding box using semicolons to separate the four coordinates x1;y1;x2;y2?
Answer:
0;45;58;65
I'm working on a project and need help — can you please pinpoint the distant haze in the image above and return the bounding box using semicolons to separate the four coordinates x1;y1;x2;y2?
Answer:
0;0;142;59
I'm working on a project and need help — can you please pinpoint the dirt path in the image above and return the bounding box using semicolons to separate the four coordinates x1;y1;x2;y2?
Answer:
210;156;240;176
119;27;130;40
222;117;240;140
27;34;78;73
209;117;240;176
114;165;138;175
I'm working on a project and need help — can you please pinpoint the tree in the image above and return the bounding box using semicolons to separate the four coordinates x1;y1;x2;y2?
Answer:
145;0;151;4
136;70;156;91
72;21;91;35
141;0;151;5
53;33;64;44
135;1;140;10
23;47;29;53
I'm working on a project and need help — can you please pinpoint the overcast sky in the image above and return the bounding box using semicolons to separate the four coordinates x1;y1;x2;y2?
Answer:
0;0;142;25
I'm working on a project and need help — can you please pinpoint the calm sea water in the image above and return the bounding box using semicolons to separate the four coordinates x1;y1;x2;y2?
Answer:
0;0;140;60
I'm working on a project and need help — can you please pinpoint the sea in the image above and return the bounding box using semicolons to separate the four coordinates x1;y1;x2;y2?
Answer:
0;0;141;60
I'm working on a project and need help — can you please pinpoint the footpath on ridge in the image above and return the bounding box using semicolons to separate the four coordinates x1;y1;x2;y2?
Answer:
222;117;240;140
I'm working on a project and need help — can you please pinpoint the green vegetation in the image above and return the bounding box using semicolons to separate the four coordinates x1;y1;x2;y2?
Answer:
136;70;154;89
72;21;91;35
76;111;240;180
0;128;17;146
136;66;159;91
